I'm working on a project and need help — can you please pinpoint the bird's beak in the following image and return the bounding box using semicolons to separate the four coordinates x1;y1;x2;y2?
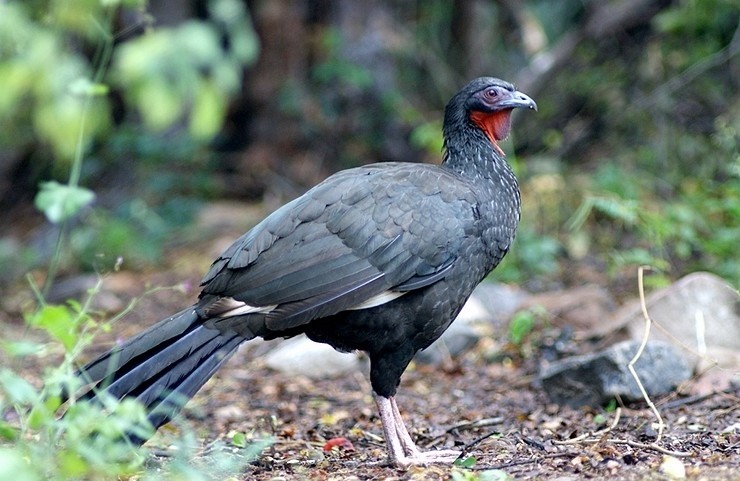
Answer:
500;90;537;111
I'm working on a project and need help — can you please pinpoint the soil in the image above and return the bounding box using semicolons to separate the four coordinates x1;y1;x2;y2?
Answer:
1;235;737;481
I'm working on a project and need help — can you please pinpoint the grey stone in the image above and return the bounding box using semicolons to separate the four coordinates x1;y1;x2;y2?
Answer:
627;272;739;370
414;290;495;365
591;272;740;373
263;335;362;379
539;340;692;407
415;318;480;365
473;282;529;328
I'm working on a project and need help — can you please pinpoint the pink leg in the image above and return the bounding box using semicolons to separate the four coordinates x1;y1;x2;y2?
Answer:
373;393;461;467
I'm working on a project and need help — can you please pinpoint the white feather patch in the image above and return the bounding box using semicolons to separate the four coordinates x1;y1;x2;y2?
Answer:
210;297;277;318
348;290;406;310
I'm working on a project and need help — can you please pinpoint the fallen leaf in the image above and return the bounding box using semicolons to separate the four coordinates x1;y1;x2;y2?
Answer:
322;437;355;452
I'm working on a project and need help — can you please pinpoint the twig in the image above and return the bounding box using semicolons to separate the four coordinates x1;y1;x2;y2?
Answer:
423;417;504;445
555;437;693;457
545;266;701;459
594;407;622;437
552;407;621;445
695;310;707;357
470;452;574;471
659;392;715;410
639;22;740;106
458;430;501;455
518;434;546;450
630;265;664;441
446;417;505;433
620;439;692;457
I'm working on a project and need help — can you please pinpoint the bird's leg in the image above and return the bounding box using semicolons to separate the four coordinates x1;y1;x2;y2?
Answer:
373;393;462;467
389;396;420;455
375;394;407;463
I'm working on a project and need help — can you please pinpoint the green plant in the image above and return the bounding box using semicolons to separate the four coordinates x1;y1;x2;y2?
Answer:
507;305;548;353
1;0;258;279
0;278;272;480
567;159;739;283
0;3;269;477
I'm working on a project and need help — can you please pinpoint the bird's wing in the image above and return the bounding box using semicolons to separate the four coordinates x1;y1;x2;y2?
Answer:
199;163;480;331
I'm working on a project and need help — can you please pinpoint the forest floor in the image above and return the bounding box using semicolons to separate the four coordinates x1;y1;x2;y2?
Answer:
1;219;738;481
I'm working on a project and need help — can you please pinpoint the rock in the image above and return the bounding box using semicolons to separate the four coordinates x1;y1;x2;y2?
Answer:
605;272;739;373
263;335;363;379
473;282;529;328
415;317;480;365
539;340;692;407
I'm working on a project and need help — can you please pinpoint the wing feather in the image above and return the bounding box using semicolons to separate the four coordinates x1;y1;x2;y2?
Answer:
198;163;481;332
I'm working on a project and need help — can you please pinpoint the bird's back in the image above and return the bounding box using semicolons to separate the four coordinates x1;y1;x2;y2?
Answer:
196;161;516;357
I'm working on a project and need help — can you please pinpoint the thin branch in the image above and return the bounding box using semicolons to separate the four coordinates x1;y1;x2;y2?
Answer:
470;452;574;471
552;407;621;445
561;437;693;457
630;266;664;442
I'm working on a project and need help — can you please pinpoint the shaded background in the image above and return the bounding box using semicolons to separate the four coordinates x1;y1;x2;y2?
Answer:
0;0;737;293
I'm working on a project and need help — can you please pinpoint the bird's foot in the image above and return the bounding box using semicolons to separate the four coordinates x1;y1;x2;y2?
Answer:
374;394;464;467
392;448;462;467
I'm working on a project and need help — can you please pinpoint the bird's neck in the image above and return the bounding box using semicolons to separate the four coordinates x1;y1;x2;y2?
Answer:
442;128;522;263
442;128;520;203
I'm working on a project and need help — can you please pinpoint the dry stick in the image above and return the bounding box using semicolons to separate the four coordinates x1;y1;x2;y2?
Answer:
423;417;505;449
550;266;694;459
631;265;665;442
553;407;623;445
471;452;574;471
446;417;505;433
558;437;692;457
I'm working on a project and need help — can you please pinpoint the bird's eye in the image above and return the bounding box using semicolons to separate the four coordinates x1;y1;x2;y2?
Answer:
485;88;498;98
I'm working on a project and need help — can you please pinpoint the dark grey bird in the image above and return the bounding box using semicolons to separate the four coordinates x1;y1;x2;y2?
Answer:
75;77;536;466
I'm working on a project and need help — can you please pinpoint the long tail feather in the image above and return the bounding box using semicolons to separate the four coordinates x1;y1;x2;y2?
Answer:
75;307;245;441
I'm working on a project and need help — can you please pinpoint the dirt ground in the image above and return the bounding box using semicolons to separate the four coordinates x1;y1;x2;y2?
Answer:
157;341;735;481
1;243;738;481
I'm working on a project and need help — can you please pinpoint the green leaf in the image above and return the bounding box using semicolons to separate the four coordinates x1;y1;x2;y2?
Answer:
0;369;38;405
35;181;95;223
135;78;183;131
28;395;61;429
58;449;89;478
478;469;515;481
231;431;247;448
0;422;18;441
68;77;109;96
454;455;477;468
242;437;274;461
0;340;42;357
189;80;226;140
508;309;537;346
26;304;78;351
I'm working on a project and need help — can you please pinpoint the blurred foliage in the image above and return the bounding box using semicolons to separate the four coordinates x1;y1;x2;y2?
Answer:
0;0;257;278
0;0;257;159
500;0;738;285
0;0;736;475
0;0;736;287
0;281;271;480
564;0;739;284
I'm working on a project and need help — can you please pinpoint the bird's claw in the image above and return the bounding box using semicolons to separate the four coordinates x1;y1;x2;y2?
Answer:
392;448;463;467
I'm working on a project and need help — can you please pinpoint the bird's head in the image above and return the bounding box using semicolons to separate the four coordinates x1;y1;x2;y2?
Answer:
444;77;537;156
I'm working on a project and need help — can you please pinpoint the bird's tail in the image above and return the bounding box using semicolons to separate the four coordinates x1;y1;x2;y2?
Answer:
75;307;244;441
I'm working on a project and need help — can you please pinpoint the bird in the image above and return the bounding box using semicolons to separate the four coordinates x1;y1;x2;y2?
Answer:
74;77;537;467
